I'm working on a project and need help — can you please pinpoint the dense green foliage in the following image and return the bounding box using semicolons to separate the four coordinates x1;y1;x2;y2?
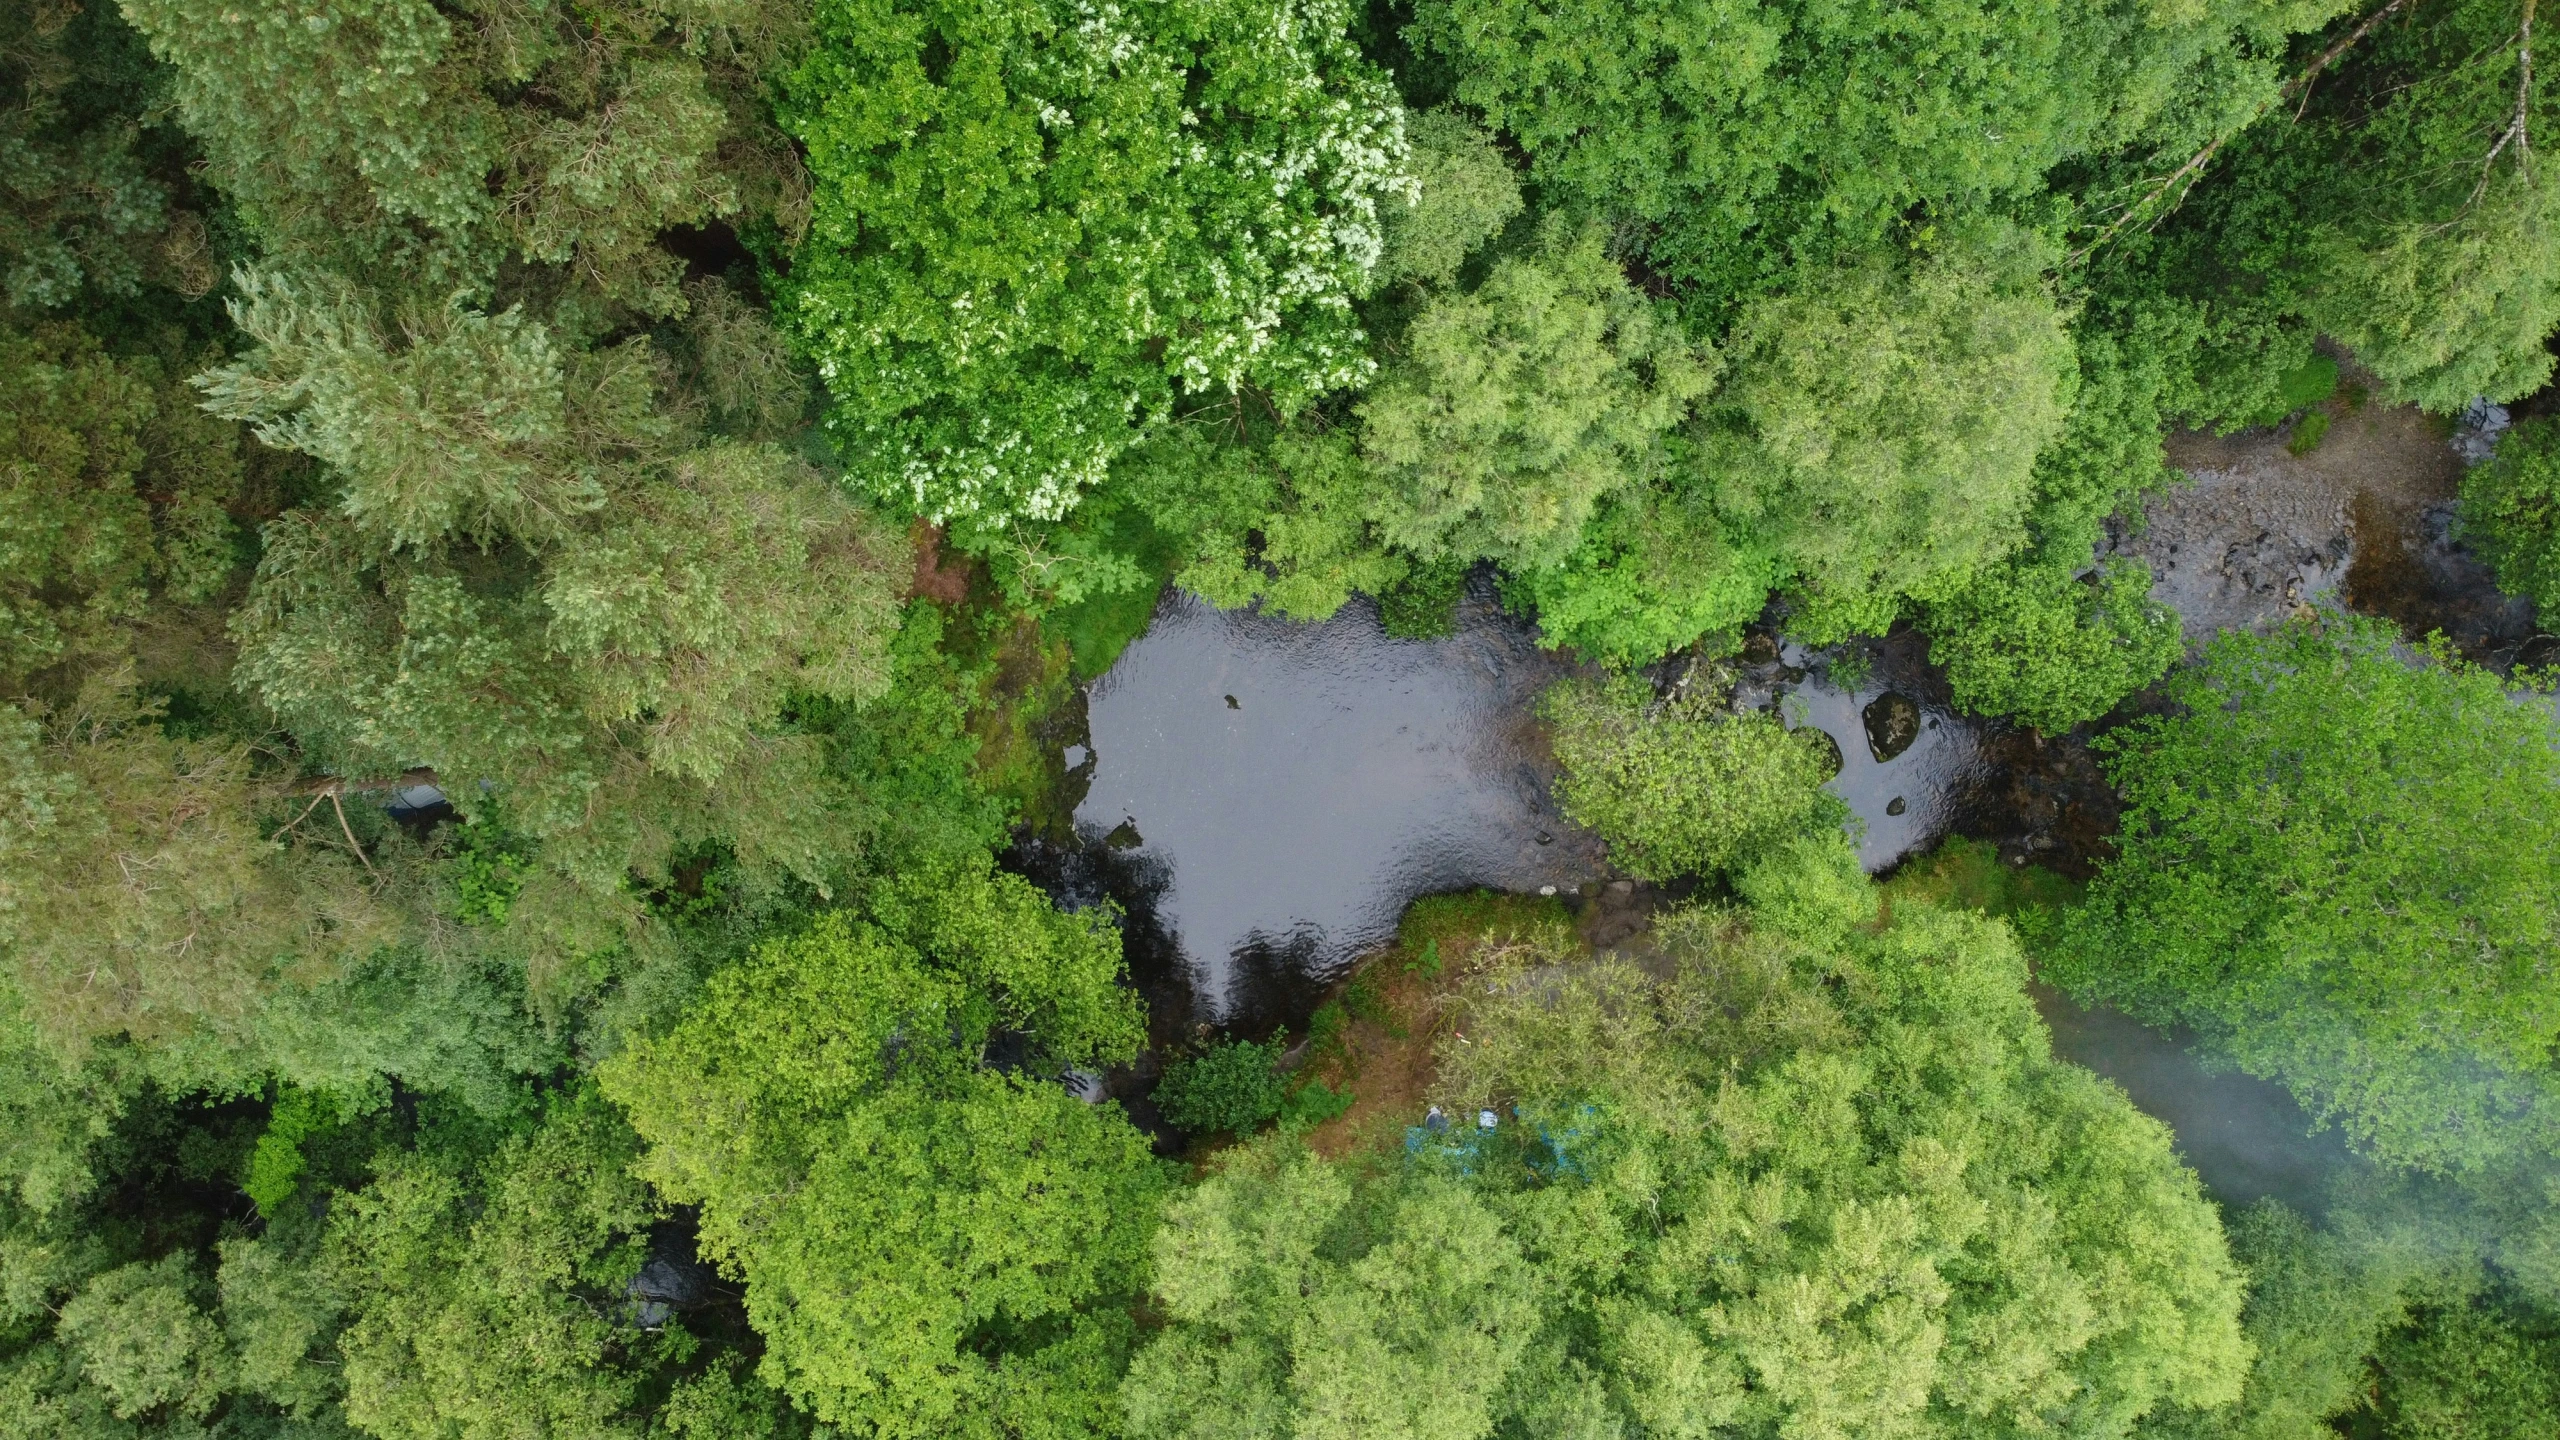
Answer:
1131;847;2252;1438
2050;617;2560;1177
780;0;1410;526
1924;558;2183;732
1362;221;1715;571
10;0;2560;1436
1544;675;1845;881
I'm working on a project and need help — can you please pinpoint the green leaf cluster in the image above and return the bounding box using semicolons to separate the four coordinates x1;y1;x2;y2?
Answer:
1154;1036;1291;1137
1543;675;1846;882
2050;616;2560;1176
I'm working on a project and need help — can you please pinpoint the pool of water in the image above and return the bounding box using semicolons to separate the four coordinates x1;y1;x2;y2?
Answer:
1035;586;2123;1034
1061;582;1607;1026
1026;581;2362;1203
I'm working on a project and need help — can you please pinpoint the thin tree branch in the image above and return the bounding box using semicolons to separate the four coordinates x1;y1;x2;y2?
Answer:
330;793;381;881
2072;0;2418;263
270;791;329;842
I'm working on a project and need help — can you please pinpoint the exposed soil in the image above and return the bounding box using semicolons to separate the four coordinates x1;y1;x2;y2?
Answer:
907;519;975;603
1293;891;1617;1159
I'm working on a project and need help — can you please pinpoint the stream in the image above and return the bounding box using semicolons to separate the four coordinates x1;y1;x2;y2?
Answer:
1012;385;2523;1207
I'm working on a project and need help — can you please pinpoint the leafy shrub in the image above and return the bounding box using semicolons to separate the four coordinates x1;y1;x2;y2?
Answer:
2459;415;2560;619
1379;557;1470;640
1924;556;2182;731
1154;1038;1289;1136
1543;676;1845;881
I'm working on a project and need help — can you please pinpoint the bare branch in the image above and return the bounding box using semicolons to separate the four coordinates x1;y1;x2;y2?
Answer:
330;793;382;882
2450;0;2537;212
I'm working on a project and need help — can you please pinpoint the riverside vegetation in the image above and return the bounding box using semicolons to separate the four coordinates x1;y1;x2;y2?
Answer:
4;0;2560;1437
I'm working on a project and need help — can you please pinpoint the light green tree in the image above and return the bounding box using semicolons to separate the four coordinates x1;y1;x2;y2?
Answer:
54;1253;230;1422
1433;863;2254;1439
120;0;801;314
1378;110;1523;288
1123;1146;1542;1440
601;859;1164;1439
1542;674;1844;881
323;1091;673;1440
1363;223;1717;571
203;271;904;912
1925;557;2181;732
0;674;399;1065
1704;238;2075;639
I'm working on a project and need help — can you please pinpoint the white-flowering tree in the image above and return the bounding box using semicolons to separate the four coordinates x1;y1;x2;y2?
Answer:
781;0;1411;525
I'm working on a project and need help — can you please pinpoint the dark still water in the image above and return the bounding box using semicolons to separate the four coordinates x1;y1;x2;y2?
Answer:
1058;584;1607;1026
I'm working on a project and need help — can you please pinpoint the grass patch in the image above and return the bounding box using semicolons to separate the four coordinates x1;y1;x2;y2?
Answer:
2287;408;2332;456
1053;578;1167;680
1397;891;1575;962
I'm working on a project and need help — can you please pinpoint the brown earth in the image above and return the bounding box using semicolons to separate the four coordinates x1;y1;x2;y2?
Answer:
1290;887;1671;1158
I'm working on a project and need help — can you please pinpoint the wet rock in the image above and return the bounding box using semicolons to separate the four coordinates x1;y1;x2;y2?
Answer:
1861;692;1921;763
1800;725;1844;780
1105;818;1144;850
2346;495;2539;665
2453;398;2511;466
1885;796;1907;816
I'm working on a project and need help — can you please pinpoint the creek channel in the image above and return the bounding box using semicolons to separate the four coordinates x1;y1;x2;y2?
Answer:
1015;574;2361;1205
1012;385;2533;1206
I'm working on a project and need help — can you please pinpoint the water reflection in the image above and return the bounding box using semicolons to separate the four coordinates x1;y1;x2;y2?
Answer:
1068;582;1607;1023
1745;634;1991;872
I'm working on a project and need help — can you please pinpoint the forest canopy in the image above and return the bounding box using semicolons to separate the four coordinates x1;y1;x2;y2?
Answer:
6;0;2560;1437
